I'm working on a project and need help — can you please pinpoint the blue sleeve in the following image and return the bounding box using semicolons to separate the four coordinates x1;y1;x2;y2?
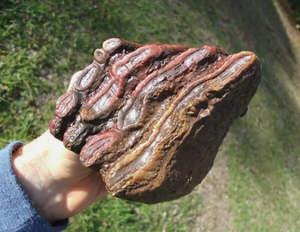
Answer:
0;142;69;232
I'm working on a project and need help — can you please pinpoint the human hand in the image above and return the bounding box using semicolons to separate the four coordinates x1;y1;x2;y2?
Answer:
12;130;107;224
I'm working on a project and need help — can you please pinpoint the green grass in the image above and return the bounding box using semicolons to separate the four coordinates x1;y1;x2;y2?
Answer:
289;0;300;25
1;0;300;231
68;194;202;232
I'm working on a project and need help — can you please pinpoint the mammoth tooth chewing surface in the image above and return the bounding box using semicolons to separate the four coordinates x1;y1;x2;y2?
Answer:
49;38;261;204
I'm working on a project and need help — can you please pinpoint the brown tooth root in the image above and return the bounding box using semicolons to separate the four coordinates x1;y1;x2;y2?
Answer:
49;38;261;204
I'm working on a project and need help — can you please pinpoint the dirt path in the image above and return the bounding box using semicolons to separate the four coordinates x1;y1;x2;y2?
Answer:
194;150;235;232
274;0;300;63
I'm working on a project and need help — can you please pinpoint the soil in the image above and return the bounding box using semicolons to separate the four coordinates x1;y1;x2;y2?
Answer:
194;150;236;232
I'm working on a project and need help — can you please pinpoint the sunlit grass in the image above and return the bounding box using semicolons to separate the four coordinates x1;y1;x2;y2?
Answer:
68;194;202;232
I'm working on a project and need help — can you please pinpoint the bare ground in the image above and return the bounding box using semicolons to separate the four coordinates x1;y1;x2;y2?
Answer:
194;150;236;232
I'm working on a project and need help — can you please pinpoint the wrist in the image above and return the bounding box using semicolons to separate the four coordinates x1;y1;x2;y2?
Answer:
12;131;75;224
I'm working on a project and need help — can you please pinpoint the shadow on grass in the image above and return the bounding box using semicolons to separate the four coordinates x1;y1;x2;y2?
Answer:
208;0;300;180
196;0;300;229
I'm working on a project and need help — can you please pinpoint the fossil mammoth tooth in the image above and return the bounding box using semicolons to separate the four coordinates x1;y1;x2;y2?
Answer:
50;38;261;203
